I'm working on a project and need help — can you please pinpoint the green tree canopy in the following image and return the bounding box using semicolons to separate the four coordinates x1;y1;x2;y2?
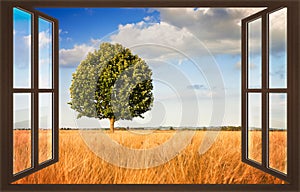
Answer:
68;42;154;132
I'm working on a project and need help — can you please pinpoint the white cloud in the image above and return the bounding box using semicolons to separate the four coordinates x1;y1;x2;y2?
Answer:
110;8;265;58
59;29;70;42
160;7;286;56
59;29;68;34
24;35;31;47
39;31;51;48
58;37;105;67
59;44;95;67
60;8;286;70
110;21;203;61
23;31;52;48
143;16;151;21
143;16;158;23
158;8;264;39
111;21;192;46
269;8;287;56
90;38;102;45
60;8;277;69
158;8;269;53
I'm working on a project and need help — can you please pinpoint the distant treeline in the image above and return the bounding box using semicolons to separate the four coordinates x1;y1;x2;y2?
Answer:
60;127;79;130
14;128;53;130
219;126;241;131
59;126;243;131
15;126;285;131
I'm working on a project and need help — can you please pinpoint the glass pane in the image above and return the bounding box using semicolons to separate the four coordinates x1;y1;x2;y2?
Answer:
13;93;32;174
269;8;287;88
247;93;262;163
248;18;262;89
39;93;53;163
269;93;287;174
39;17;53;89
13;8;32;88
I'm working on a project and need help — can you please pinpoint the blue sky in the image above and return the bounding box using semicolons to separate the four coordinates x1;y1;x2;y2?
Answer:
13;8;287;129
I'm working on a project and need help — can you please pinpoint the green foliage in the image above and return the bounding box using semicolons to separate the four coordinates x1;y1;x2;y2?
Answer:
220;126;241;131
68;42;154;121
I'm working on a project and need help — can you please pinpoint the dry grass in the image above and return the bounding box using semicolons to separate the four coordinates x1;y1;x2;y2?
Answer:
13;130;286;184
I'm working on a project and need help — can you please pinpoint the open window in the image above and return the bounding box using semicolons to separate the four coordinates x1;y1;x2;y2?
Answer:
0;0;299;191
10;7;59;182
242;6;290;182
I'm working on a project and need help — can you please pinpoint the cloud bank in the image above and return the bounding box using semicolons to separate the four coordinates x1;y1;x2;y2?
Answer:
58;8;288;68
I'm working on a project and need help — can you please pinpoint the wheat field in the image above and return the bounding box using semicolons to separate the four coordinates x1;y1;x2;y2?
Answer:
13;130;286;184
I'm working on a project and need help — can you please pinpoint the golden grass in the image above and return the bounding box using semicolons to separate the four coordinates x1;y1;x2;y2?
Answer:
269;131;287;173
13;130;31;174
13;130;286;184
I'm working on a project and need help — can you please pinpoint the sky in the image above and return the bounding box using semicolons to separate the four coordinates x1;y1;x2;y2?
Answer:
13;7;287;129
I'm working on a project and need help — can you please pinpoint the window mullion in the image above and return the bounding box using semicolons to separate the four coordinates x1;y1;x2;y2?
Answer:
261;13;269;168
53;19;59;163
241;18;247;163
30;11;35;171
33;13;39;168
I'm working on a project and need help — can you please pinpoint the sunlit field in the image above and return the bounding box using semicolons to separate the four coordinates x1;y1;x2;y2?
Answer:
13;130;286;184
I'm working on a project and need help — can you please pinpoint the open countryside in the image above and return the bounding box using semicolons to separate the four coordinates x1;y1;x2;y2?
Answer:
13;130;286;184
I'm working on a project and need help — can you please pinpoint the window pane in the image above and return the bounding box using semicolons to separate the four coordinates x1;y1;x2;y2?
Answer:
269;8;287;88
247;93;262;163
39;17;53;89
39;93;53;164
248;18;262;89
13;8;32;88
13;93;32;174
269;93;287;174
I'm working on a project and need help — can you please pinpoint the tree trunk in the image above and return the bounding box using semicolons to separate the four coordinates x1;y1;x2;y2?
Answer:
109;118;115;133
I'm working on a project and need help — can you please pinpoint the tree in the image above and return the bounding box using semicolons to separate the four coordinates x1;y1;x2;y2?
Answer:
68;42;154;132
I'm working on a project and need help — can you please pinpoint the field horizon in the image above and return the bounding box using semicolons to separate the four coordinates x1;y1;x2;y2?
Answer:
14;125;287;131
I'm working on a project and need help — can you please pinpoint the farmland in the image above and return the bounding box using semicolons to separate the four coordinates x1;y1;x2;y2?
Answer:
13;130;286;184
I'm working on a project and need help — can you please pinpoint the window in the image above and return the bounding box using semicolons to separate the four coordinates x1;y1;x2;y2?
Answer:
242;7;290;182
10;7;59;182
0;1;299;191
